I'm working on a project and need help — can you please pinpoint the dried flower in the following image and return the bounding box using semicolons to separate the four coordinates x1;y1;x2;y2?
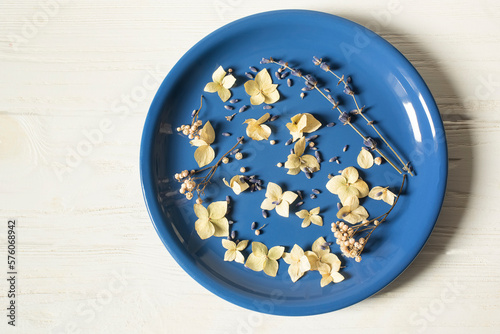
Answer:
244;69;280;105
222;239;248;264
296;207;323;228
245;242;284;277
260;182;298;217
336;196;369;224
223;175;249;195
286;113;321;142
363;137;377;149
326;166;369;205
243;113;272;141
203;66;236;102
357;149;374;169
318;261;344;287
193;201;229;239
305;237;337;271
190;121;215;168
369;186;396;205
284;137;320;175
283;245;311;282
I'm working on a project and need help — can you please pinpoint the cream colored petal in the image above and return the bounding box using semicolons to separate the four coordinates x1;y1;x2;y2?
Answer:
244;80;259;96
218;87;231;102
285;154;301;169
257;112;271;124
310;215;323;226
339;186;361;205
342;167;359;184
221;239;236;251
326;175;347;195
236;240;249;251
295;209;310;219
281;191;298;204
253;124;271;141
252;241;268;257
337;206;353;221
311;237;327;256
296;114;308;132
207;201;227;219
288;264;303;283
322;253;341;272
320;275;333;287
234;178;249;194
310;207;320;215
189;138;208;147
305;251;320;271
341;205;369;224
282;252;292;265
222;177;231;187
245;253;265;272
231;182;242;195
275;201;289;217
299;255;311;272
290;131;304;142
301;217;311;228
204;82;221;93
357;149;374;169
234;251;245;264
369;186;385;200
300;155;320;172
301;113;322;133
382;189;396;205
290;244;305;259
287;167;301;175
199;121;215;145
286;122;298;133
290;113;302;124
331;271;345;283
194;145;215;168
343;195;360;208
211;217;229;237
224;249;236;262
265;182;282;202
195;218;215;239
245;122;258;138
263;259;279;277
353;180;369;198
318;262;331;275
260;198;276;210
263;89;280;104
294;137;306;156
193;203;209;219
250;93;265;105
255;69;272;87
262;83;278;95
212;66;226;83
268;246;284;260
221;74;236;89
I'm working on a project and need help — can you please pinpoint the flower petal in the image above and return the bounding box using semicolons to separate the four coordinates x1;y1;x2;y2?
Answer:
260;198;276;210
262;83;278;95
305;251;320;271
195;218;215;239
287;167;301;175
263;89;280;104
257;112;271;124
310;207;320;215
234;251;245;264
290;244;305;259
353;179;369;198
212;65;226;83
207;201;227;219
252;241;268;257
194;145;215;168
310;215;323;226
299;255;311;272
326;175;347;195
281;191;298;204
254;124;271;141
224;249;236;262
357;149;374;169
342;167;359;184
199;121;215;145
255;69;272;87
301;217;311;228
190;138;208;147
193;204;209;220
343;195;360;208
204;82;220;93
218;87;231;102
339;186;361;205
300;154;320;172
244;80;259;96
369;186;385;200
263;259;279;277
265;182;282;202
301;113;322;133
221;239;235;251
288;264;303;283
295;209;310;219
351;205;369;222
268;246;285;260
282;252;292;265
221;74;236;89
236;240;249;251
245;253;265;272
322;253;341;272
382;189;396;205
275;201;290;217
331;271;345;283
250;92;265;105
294;137;306;156
211;217;229;237
285;154;301;169
320;275;333;287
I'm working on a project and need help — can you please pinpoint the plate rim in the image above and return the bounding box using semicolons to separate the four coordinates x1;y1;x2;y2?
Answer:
140;9;448;316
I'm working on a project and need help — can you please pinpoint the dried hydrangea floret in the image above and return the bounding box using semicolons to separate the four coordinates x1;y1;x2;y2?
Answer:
222;175;250;195
336;196;369;224
357;148;374;169
244;69;280;105
222;239;248;264
283;244;311;283
245;242;284;277
243;113;272;141
203;66;236;102
189;121;216;167
326;166;369;205
286;113;322;142
193;201;229;239
369;186;396;205
285;137;320;176
295;207;323;228
260;182;298;217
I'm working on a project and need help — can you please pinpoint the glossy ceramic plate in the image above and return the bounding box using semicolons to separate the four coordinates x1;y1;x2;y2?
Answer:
140;10;447;316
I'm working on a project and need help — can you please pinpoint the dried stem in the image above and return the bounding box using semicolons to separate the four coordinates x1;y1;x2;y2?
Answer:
191;95;204;125
324;68;413;176
269;59;404;175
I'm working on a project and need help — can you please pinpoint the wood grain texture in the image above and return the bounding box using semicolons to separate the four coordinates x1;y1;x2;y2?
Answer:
0;0;499;333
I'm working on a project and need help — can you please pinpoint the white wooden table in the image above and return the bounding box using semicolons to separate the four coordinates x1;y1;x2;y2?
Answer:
0;1;499;333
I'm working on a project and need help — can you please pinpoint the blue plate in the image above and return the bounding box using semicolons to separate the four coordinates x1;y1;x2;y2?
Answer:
140;10;447;316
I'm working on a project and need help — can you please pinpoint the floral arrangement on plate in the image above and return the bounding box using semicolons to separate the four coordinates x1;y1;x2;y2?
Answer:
173;57;411;287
